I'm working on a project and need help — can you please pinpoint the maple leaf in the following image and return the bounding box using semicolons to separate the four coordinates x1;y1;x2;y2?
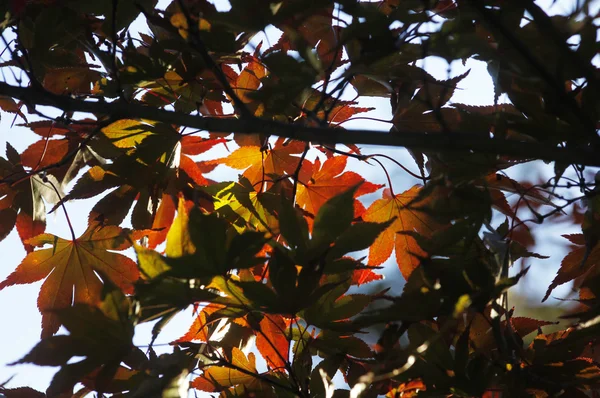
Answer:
74;129;217;229
16;120;100;186
139;69;226;115
179;135;227;186
264;7;344;69
191;347;270;392
300;89;374;125
181;135;228;156
363;186;443;279
468;310;555;352
387;380;427;398
146;193;176;249
233;55;267;116
296;156;382;217
100;119;155;148
175;304;225;343
256;314;290;371
0;144;61;252
0;96;26;121
12;283;139;396
214;178;280;234
165;196;196;257
0;224;139;337
96;134;225;240
392;71;470;133
179;153;209;186
43;67;101;95
21;139;71;170
215;138;312;190
352;267;383;286
543;234;600;302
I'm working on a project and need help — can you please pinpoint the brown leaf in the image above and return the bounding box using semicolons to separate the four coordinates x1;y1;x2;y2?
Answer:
43;67;101;95
543;235;600;302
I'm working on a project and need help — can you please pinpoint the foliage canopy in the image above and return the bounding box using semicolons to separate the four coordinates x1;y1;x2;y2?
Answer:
0;0;599;397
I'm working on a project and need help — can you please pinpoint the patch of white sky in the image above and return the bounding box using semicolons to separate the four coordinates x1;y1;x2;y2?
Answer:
0;0;598;393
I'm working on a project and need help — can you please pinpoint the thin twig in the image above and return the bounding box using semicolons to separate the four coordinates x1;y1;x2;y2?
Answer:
43;175;76;241
372;157;395;196
371;153;431;181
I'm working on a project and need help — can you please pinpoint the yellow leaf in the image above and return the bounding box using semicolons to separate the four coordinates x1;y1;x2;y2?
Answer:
198;18;211;31
191;347;267;392
166;197;196;257
170;13;189;39
101;119;154;148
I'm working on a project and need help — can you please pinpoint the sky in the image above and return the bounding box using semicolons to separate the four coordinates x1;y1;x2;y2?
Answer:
0;0;596;395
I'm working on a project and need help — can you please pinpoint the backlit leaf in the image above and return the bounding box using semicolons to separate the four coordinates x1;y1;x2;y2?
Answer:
363;186;443;279
166;197;195;257
181;136;228;155
191;347;267;392
296;156;381;217
0;146;61;252
20;139;70;170
0;224;138;337
215;138;311;189
175;304;225;343
256;314;290;371
101;119;154;148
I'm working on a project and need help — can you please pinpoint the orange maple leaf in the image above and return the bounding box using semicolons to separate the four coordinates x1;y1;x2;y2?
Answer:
234;56;266;105
363;186;442;279
216;138;312;190
0;224;139;337
352;267;383;286
179;153;209;185
181;136;228;156
146;193;176;249
256;314;289;371
296;155;382;217
191;347;269;392
175;304;225;343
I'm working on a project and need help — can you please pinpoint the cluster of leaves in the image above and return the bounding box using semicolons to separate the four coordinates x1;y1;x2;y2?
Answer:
0;0;599;397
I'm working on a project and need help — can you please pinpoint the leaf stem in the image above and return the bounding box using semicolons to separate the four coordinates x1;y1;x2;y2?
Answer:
43;175;76;241
372;157;395;196
292;143;310;204
371;153;430;181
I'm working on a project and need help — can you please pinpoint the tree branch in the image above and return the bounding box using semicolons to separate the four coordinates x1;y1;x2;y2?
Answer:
1;81;599;167
175;0;252;119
